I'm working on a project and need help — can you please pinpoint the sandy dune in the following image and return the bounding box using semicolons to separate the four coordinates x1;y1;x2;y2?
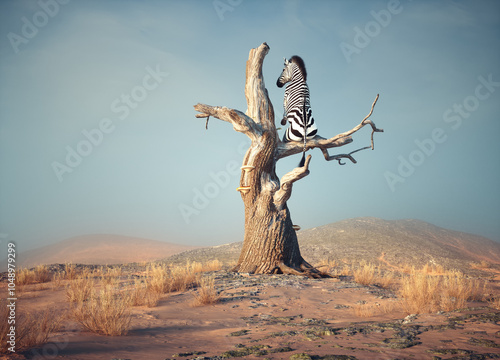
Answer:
11;234;198;268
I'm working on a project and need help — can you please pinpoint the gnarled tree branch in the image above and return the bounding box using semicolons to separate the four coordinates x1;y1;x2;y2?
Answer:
276;94;383;162
193;103;262;140
274;154;312;210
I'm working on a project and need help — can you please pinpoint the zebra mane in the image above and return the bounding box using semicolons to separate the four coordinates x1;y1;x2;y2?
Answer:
289;55;307;81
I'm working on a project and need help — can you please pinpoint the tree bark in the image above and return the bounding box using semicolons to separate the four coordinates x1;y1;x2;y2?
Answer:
193;43;382;277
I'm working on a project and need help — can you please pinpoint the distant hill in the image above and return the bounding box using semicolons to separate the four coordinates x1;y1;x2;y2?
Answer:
297;217;500;270
165;218;500;272
12;235;198;268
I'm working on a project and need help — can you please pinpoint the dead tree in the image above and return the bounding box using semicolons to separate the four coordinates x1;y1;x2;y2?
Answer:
194;43;383;277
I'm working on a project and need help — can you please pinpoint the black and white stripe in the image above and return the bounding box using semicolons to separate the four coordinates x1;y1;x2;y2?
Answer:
277;56;317;166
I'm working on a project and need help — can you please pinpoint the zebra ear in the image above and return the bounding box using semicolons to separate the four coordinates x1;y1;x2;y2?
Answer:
284;57;289;65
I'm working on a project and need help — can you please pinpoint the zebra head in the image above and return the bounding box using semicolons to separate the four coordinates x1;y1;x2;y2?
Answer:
276;56;307;88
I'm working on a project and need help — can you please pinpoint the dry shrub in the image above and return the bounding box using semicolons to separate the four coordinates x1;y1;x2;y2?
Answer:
316;259;338;274
169;262;201;292
70;285;131;336
147;263;170;294
16;266;52;287
34;265;51;283
341;265;351;276
353;301;398;318
16;268;36;286
64;263;78;280
353;303;375;318
200;259;223;272
129;278;161;308
51;272;64;290
421;263;445;275
351;261;394;289
439;271;486;310
65;275;94;303
100;267;122;286
128;261;215;308
192;277;221;306
129;260;213;306
376;271;396;289
353;262;377;285
1;301;63;354
398;267;487;314
316;259;356;277
399;271;441;314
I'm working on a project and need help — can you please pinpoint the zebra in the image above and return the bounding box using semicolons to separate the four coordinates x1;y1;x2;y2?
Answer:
276;55;317;167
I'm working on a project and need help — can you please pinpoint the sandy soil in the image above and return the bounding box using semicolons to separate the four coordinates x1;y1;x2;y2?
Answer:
3;271;500;360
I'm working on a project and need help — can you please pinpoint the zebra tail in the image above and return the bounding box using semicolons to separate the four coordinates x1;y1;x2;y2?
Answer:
299;152;306;167
299;92;307;167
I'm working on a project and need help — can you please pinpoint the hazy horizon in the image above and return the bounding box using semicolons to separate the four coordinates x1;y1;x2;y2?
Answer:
10;216;500;256
1;0;499;254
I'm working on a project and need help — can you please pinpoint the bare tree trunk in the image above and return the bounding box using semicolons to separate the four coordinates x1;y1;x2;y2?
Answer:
234;131;313;275
194;43;382;277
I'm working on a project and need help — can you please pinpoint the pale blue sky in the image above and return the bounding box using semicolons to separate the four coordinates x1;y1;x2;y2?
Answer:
1;0;499;254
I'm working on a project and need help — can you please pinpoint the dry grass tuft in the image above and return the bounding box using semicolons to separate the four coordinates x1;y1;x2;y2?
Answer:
65;274;95;303
169;262;201;292
353;301;398;318
421;263;446;275
399;271;441;314
316;259;338;274
352;261;377;286
100;267;122;286
16;268;36;286
70;285;132;336
64;263;78;280
200;259;223;272
16;265;52;287
34;265;52;283
192;277;221;306
353;303;375;318
1;301;63;354
146;263;171;294
398;267;487;314
129;278;162;308
51;271;64;290
128;260;218;307
315;259;352;277
351;261;395;289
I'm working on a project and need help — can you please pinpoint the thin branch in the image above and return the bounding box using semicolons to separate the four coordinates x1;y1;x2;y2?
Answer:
321;146;371;165
273;154;312;210
194;113;210;129
276;94;383;161
193;103;262;139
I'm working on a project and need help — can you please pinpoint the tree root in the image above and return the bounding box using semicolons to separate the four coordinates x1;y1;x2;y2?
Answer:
276;262;331;278
231;260;331;279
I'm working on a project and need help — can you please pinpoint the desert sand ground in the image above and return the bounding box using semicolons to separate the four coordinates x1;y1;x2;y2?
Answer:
2;267;500;360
